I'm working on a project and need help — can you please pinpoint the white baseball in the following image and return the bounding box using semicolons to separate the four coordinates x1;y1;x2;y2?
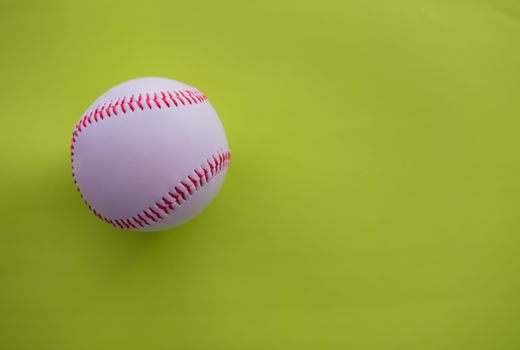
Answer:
70;77;231;231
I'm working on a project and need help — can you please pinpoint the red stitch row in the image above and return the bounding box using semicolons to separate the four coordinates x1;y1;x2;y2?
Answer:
74;149;231;230
72;88;207;136
69;88;208;178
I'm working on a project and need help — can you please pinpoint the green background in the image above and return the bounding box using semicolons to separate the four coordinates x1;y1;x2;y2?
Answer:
1;0;519;349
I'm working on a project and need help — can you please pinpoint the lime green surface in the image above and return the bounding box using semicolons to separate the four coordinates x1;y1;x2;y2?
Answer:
1;0;520;349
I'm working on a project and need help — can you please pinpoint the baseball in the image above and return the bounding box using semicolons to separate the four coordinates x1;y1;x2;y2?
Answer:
70;77;231;231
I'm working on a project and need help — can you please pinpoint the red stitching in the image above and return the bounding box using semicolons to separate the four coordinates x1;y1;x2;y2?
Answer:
175;91;186;106
208;160;216;175
156;201;170;215
144;210;157;223
120;97;127;113
174;186;187;201
194;169;204;184
135;94;142;110
180;91;194;105
188;175;199;189
112;100;119;115
153;93;161;108
169;91;180;107
161;92;170;107
128;95;135;112
105;102;112;117
98;105;105;120
186;90;198;103
180;181;193;195
202;167;209;182
145;93;152;109
132;216;145;227
137;214;149;225
125;219;136;229
99;150;230;230
162;197;174;210
149;208;163;220
71;89;206;157
71;87;226;230
168;191;181;205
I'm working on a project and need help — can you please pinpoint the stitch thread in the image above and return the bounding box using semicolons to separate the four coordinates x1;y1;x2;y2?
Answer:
70;88;230;229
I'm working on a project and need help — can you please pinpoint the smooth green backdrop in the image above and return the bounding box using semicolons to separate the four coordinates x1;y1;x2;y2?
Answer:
1;0;519;349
